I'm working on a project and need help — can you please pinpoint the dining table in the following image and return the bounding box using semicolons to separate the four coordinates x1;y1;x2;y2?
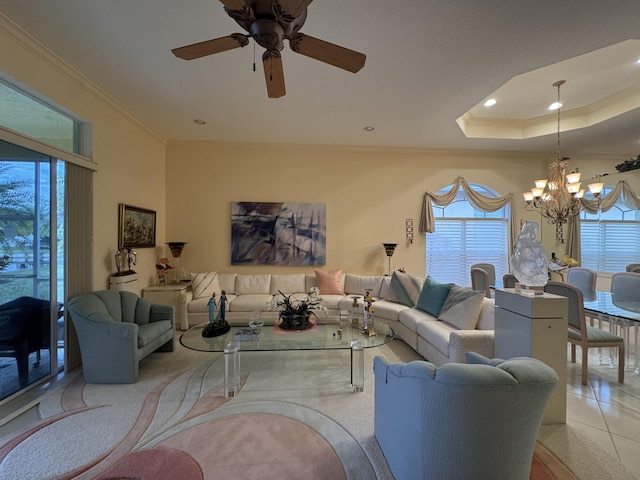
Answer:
583;291;640;374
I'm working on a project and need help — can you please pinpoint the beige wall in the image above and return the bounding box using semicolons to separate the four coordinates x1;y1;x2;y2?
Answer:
3;17;628;289
166;141;597;277
1;21;167;291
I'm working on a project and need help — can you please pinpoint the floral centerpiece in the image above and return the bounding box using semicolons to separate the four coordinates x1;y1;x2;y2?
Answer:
266;287;327;331
155;257;173;274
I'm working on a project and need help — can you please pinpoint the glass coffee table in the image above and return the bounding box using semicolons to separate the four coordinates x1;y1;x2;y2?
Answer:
180;321;394;352
180;320;394;394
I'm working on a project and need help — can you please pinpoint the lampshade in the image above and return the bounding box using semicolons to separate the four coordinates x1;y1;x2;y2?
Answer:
382;243;398;256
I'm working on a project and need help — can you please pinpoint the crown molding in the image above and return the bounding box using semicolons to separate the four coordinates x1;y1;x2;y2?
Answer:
0;13;165;144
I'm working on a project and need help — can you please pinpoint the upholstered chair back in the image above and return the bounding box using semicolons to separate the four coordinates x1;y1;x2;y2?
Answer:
374;353;558;480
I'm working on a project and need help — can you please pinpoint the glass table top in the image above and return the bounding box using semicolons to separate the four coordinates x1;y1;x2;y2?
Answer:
180;321;394;352
583;291;640;323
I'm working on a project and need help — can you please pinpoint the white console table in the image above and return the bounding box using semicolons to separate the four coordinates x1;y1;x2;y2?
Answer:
143;283;191;331
494;289;568;424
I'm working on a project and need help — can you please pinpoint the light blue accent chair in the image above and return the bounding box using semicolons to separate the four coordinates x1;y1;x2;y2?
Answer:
68;290;175;384
373;352;558;480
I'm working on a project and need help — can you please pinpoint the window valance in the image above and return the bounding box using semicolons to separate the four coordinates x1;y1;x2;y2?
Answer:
579;180;640;213
419;176;517;256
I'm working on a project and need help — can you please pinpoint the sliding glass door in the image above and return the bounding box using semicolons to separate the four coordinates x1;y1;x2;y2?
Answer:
0;140;64;401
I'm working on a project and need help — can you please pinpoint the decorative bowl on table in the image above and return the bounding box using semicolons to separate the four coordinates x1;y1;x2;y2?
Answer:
249;320;264;330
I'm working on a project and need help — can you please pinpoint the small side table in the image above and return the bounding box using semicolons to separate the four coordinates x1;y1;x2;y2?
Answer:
143;283;191;331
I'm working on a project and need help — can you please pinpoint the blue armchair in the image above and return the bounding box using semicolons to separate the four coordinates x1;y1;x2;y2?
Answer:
67;290;175;384
373;352;558;480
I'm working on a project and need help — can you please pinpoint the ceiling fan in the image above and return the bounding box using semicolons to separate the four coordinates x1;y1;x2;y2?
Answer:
171;0;366;98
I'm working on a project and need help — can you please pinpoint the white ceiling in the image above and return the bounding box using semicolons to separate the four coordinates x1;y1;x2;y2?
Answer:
2;0;640;159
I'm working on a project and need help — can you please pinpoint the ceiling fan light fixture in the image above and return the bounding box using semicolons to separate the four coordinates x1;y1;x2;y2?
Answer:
171;0;366;98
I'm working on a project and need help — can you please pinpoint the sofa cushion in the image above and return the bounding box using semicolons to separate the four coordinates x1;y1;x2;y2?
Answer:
398;307;436;334
271;274;306;294
438;285;484;330
379;276;392;298
315;268;345;295
236;274;271;295
191;271;221;299
384;271;425;307
374;300;413;323
137;320;172;348
416;318;458;358
415;276;452;316
229;294;274;312
476;298;496;330
317;294;344;311
344;274;384;297
218;273;237;295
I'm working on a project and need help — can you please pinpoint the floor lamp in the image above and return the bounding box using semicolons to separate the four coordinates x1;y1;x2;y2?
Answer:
167;242;187;284
382;243;398;276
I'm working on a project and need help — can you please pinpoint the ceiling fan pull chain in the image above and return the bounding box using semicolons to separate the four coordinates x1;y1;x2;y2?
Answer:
253;41;256;72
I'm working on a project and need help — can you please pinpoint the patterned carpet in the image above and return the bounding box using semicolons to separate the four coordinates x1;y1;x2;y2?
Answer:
0;343;624;479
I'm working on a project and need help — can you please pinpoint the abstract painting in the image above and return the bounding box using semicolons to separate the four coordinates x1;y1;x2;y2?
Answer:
231;202;326;266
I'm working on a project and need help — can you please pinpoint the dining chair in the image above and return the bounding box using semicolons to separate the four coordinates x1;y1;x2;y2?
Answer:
544;281;624;385
612;272;640;299
502;273;517;289
624;263;640;273
471;263;496;287
611;270;640;327
470;267;491;298
566;267;597;302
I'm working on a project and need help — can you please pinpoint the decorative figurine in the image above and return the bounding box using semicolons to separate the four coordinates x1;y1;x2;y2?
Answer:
510;221;549;289
363;290;376;336
114;246;137;275
202;290;231;337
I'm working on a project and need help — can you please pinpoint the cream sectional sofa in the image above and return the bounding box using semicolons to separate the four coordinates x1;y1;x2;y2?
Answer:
184;270;495;366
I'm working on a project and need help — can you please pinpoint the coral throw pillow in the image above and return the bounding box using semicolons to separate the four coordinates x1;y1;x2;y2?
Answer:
314;268;344;295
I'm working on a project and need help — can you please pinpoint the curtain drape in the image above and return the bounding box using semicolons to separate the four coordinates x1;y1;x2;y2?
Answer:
567;180;640;261
419;176;517;256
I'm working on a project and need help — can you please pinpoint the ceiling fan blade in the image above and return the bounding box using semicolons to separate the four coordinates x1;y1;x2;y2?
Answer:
172;34;249;60
289;33;365;73
263;51;286;98
278;0;314;18
217;0;247;10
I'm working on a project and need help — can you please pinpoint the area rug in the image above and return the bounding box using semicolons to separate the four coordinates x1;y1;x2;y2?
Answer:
0;346;634;479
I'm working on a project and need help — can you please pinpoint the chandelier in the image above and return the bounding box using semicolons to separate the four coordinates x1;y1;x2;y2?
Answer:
523;80;604;242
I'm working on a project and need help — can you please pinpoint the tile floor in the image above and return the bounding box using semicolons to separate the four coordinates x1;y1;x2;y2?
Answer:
566;347;640;478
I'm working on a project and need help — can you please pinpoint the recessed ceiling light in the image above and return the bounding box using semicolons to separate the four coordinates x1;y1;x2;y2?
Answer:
363;126;374;131
193;119;206;125
548;102;562;110
636;58;640;64
483;98;497;107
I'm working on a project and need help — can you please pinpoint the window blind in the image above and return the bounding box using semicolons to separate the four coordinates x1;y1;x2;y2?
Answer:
427;219;509;287
580;220;640;272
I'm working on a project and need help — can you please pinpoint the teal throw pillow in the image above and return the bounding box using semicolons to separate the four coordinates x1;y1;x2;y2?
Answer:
384;271;425;307
415;276;453;317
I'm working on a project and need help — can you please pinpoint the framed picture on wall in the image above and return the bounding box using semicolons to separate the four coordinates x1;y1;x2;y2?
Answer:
118;204;156;248
231;201;326;266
